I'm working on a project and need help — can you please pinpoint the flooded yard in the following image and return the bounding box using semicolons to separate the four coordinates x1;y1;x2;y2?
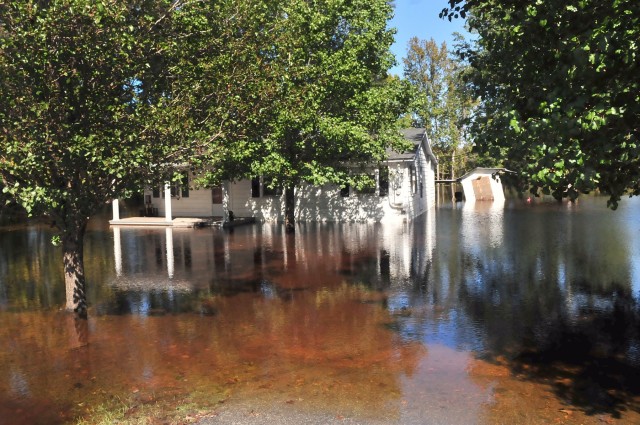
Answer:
1;197;640;424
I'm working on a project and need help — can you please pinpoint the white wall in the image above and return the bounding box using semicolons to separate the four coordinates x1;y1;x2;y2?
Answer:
226;158;435;223
401;142;436;219
145;182;214;218
227;179;394;222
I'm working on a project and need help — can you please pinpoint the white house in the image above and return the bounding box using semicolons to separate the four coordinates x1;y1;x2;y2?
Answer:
111;128;437;224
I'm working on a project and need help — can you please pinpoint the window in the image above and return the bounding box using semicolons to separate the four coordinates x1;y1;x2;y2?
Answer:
410;165;417;194
152;186;160;198
251;177;260;198
340;184;350;197
251;176;282;197
379;166;389;197
262;176;282;196
356;174;376;195
180;171;189;198
171;171;189;198
211;186;223;204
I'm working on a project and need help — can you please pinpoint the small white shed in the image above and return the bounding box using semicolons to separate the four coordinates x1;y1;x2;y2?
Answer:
459;167;509;202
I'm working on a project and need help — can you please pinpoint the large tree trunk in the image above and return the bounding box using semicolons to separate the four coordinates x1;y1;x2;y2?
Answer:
62;221;88;319
284;184;295;233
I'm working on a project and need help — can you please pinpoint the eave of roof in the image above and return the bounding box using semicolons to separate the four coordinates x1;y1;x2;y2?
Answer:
458;167;515;181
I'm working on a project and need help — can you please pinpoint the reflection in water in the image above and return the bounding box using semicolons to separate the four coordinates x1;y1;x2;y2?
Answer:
1;198;640;423
166;227;174;278
461;199;505;250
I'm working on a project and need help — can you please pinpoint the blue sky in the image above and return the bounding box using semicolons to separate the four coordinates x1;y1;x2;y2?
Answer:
388;0;470;76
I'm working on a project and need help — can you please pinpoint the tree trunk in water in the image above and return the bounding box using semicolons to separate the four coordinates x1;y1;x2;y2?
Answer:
284;185;295;233
63;222;88;318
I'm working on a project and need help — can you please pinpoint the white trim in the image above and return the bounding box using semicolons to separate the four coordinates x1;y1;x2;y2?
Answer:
112;199;120;221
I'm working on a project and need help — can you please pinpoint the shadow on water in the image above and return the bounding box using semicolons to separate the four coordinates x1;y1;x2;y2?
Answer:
457;276;640;418
431;198;640;420
466;260;640;417
506;289;640;418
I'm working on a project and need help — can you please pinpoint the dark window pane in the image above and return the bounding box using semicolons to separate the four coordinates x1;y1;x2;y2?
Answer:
340;184;350;197
212;186;223;204
263;176;281;196
181;171;189;198
379;166;389;197
251;177;260;198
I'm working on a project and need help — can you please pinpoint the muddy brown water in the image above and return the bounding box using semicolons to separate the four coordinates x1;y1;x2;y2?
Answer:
1;198;640;424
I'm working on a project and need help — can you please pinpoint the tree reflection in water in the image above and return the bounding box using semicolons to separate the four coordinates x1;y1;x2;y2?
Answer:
1;198;640;423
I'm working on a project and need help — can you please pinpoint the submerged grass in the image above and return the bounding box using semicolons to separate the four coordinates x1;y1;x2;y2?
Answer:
74;390;226;425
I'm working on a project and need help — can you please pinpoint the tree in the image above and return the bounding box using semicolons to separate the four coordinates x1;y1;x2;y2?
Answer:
204;0;412;232
0;0;187;317
442;0;640;206
160;0;285;178
1;0;347;315
402;36;477;183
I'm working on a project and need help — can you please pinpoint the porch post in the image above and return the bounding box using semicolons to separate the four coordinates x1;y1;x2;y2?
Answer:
112;199;120;221
164;183;172;222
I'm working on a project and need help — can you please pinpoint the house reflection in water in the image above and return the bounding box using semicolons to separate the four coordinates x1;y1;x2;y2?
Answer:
109;212;437;304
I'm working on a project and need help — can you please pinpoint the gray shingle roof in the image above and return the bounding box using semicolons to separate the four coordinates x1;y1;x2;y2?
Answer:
387;128;426;161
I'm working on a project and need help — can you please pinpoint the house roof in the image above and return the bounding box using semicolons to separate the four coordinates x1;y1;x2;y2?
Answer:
386;128;437;163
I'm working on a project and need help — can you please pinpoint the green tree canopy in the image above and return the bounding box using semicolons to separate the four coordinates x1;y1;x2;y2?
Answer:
0;0;276;316
0;0;188;316
403;35;476;181
443;0;640;205
201;0;412;231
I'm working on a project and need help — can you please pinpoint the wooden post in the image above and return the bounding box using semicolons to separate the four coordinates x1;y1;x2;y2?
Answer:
451;151;456;201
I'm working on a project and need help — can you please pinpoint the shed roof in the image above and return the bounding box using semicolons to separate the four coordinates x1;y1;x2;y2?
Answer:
458;167;513;182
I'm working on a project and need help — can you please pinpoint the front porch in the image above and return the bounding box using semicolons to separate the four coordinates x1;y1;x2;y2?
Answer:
109;216;215;228
110;183;223;228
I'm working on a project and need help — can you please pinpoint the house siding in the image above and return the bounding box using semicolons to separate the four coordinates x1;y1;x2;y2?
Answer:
132;129;437;223
224;155;435;223
142;157;436;222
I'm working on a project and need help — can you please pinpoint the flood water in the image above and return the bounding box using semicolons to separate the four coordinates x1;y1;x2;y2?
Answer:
2;197;640;424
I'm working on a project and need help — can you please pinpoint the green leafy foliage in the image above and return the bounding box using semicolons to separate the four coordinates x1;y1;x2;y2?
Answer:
0;0;188;314
446;0;640;206
402;35;478;180
0;0;181;229
196;0;412;227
